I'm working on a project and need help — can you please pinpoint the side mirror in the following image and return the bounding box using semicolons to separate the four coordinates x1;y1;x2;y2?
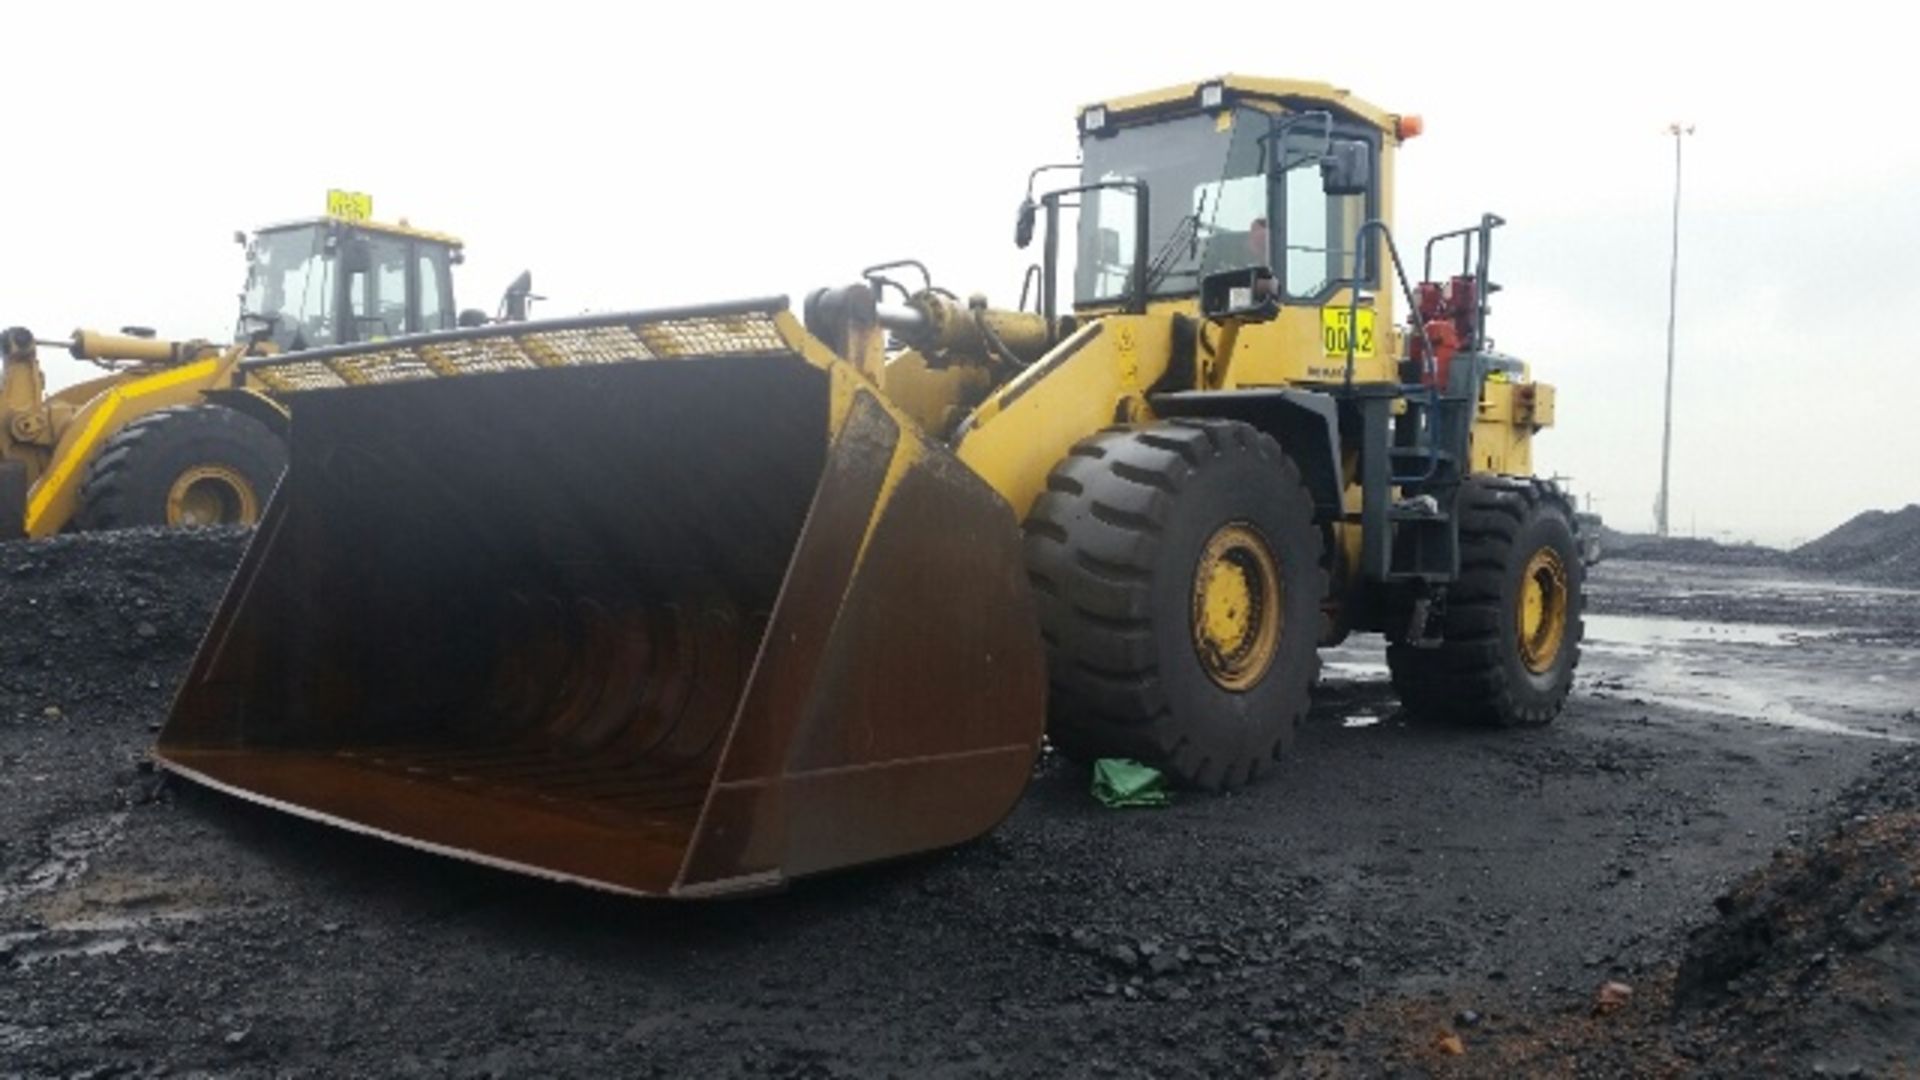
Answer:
1200;267;1280;324
456;309;489;328
1014;198;1037;249
1321;140;1372;197
501;270;537;322
232;230;248;247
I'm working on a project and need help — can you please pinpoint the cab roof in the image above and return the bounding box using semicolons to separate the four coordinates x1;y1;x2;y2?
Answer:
255;215;465;249
1082;75;1405;138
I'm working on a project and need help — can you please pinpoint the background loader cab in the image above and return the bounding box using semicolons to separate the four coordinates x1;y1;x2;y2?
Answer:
238;216;467;351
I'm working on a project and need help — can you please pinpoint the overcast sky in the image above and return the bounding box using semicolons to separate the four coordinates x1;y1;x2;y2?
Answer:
8;0;1913;546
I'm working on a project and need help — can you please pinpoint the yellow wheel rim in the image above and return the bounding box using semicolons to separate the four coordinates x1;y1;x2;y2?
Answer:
166;466;258;527
1190;522;1283;692
1517;546;1569;675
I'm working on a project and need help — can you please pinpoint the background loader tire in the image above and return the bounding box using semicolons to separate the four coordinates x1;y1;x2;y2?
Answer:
1023;420;1326;791
1387;476;1584;726
75;405;285;532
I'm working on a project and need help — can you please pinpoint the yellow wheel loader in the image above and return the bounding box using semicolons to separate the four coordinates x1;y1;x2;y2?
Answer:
1;207;531;538
155;76;1584;898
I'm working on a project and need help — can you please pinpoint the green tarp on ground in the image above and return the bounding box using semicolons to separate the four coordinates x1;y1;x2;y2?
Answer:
1091;758;1170;808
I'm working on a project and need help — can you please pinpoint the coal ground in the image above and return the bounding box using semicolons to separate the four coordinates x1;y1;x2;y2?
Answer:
3;529;1919;1077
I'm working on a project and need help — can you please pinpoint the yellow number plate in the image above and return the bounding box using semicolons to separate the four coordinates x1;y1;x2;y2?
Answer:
1320;306;1377;360
327;189;374;222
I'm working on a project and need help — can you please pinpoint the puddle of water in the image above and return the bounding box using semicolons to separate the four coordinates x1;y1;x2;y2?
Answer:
50;909;210;934
1312;611;1914;743
1583;613;1916;743
1584;613;1835;651
1676;575;1920;602
0;813;127;905
1628;690;1911;743
1321;637;1391;683
2;911;192;969
5;934;178;969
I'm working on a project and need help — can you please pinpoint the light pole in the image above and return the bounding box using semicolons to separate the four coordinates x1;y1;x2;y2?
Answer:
1656;122;1694;538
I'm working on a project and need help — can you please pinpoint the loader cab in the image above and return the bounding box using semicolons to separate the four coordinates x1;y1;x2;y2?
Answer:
238;217;463;353
1067;82;1384;314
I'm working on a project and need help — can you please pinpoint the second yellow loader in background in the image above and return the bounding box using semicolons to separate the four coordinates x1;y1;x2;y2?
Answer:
1;200;534;539
155;76;1585;897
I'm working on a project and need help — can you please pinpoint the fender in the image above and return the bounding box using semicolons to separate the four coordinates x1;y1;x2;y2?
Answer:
201;387;291;438
24;357;226;537
1149;388;1345;521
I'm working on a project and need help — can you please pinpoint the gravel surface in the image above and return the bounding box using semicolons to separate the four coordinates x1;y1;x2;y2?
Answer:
2;528;1916;1077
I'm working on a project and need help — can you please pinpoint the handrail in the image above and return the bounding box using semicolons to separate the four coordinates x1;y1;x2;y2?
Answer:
1343;219;1444;485
1421;213;1506;349
1343;219;1435;393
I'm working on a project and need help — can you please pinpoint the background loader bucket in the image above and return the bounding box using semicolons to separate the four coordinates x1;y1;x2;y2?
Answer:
157;303;1047;897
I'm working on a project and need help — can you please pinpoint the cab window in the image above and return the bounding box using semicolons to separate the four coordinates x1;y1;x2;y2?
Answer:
417;247;453;332
342;235;410;342
239;225;334;350
1277;132;1371;301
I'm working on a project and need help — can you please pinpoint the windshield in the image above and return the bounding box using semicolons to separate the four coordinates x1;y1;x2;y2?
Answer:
1075;110;1269;306
239;225;334;351
1072;109;1371;307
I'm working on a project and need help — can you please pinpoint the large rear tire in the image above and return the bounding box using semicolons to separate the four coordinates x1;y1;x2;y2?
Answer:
75;405;285;532
1023;420;1326;791
1387;476;1584;726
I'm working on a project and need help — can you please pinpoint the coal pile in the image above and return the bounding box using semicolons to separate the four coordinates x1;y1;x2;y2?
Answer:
1596;527;1785;568
1669;748;1920;1075
1599;504;1920;590
0;527;247;725
1790;504;1920;588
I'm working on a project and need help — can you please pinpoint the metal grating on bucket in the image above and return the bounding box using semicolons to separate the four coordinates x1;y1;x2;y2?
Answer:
333;349;439;385
242;301;797;396
635;315;788;358
421;336;544;376
252;359;349;393
521;326;658;367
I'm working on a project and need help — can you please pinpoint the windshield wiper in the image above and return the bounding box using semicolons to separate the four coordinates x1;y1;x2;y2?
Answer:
1144;215;1201;293
1143;189;1208;294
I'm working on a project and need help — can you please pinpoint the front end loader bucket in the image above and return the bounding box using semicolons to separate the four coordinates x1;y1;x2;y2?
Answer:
156;301;1046;897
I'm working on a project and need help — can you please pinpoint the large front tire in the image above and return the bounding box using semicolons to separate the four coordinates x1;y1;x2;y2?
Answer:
1023;420;1326;791
1388;477;1584;726
75;405;286;532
